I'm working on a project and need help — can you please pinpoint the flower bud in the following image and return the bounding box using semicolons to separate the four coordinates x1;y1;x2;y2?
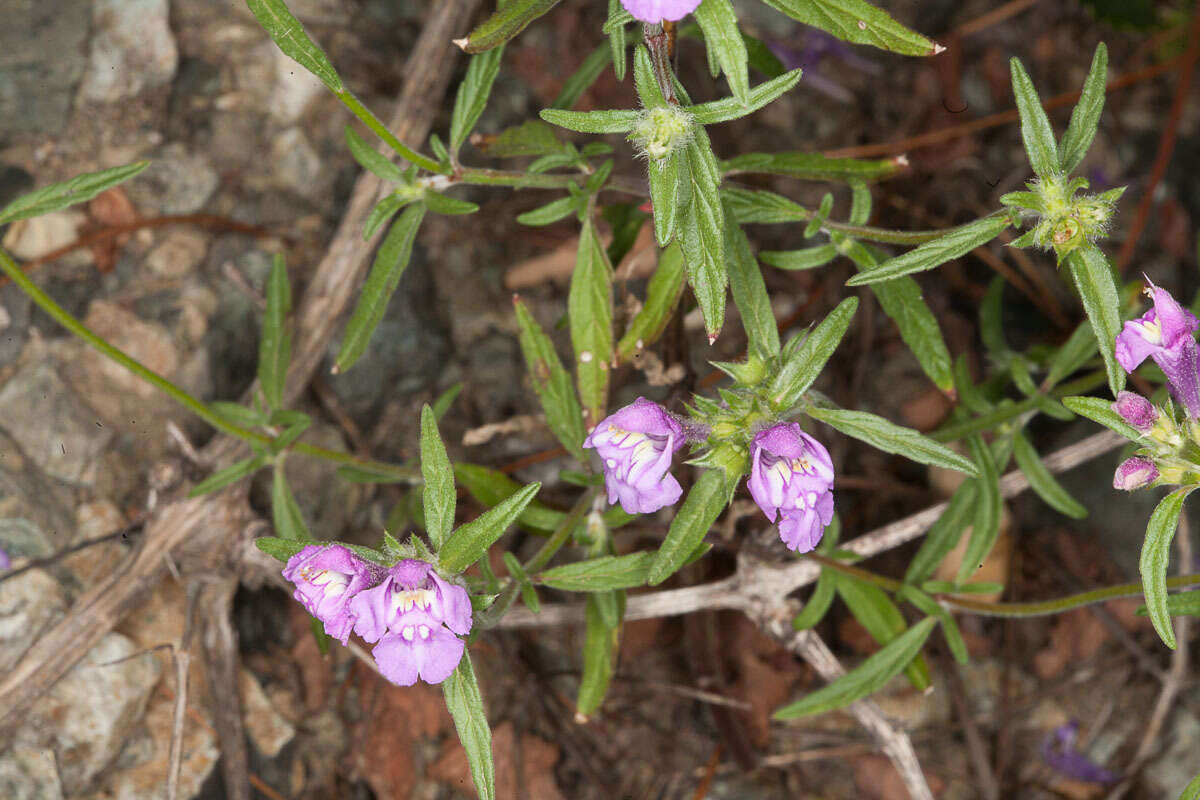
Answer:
1113;456;1159;491
630;106;693;161
1112;391;1157;432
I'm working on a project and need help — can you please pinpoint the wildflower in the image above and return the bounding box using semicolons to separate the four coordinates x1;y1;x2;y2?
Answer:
1112;391;1157;432
350;559;472;686
1115;282;1200;418
282;544;384;645
584;397;684;514
620;0;702;23
1113;456;1158;491
1041;721;1119;785
748;423;835;553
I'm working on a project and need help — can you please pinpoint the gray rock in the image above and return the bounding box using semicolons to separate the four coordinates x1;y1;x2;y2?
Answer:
270;127;322;194
16;633;162;794
0;0;89;141
0;360;112;486
80;0;179;103
0;745;64;800
0;568;68;672
124;143;218;215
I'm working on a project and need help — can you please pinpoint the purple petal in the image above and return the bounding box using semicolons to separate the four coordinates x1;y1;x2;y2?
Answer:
350;579;394;643
1113;457;1158;491
390;558;432;589
371;633;420;686
1112;392;1156;431
0;548;9;571
620;0;702;23
1147;282;1198;345
585;397;683;444
414;626;466;684
1041;722;1119;785
429;571;474;636
779;507;826;553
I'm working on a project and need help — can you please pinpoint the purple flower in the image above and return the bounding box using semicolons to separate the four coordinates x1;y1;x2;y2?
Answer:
1041;721;1119;784
0;547;9;571
620;0;701;22
1113;456;1158;491
350;559;472;686
748;423;835;553
1112;391;1157;431
1116;282;1200;417
283;545;384;645
584;398;684;515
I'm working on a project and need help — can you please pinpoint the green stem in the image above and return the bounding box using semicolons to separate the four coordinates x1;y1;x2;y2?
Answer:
337;90;445;174
0;248;418;482
805;552;1200;619
930;370;1106;442
524;488;597;573
820;220;949;245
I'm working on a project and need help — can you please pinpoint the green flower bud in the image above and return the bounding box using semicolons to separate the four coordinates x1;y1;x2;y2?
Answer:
630;106;693;161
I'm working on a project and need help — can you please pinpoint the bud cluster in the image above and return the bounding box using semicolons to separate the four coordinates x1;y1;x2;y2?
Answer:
629;106;694;162
1003;176;1124;261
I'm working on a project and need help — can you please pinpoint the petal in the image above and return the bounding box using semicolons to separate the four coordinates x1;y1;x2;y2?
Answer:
349;579;394;643
596;397;683;440
389;558;432;589
747;444;780;522
414;627;466;685
1148;282;1199;345
778;509;825;553
621;0;702;22
1115;316;1162;372
429;571;474;635
371;634;420;687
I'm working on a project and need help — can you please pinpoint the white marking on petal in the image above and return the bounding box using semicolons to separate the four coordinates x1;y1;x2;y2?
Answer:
418;625;431;639
402;626;415;642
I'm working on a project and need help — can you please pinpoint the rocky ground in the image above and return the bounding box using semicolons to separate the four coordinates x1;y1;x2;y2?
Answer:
0;0;1198;798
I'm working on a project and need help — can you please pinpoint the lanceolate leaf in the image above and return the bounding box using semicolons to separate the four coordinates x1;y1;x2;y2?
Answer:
1010;57;1060;180
189;455;266;497
694;0;750;105
258;255;292;411
246;0;343;92
1058;43;1108;174
837;577;932;691
255;536;308;562
363;193;411;240
773;617;937;719
761;0;940;57
770;297;859;410
474;120;565;157
570;220;614;427
1061;396;1141;440
904;480;978;584
0;161;149;225
722;187;808;225
1012;431;1087;519
725;218;781;357
761;245;839;271
439;482;542;573
1066;244;1125;397
845;214;1010;285
461;0;561;53
793;568;838;630
538;552;654;591
539;108;639;134
687;69;803;125
577;593;622;716
955;435;1001;585
344;126;407;182
678;129;727;341
617;241;687;361
451;46;506;155
443;653;496;800
648;153;680;245
648;470;728;585
335;203;426;373
807;407;979;475
420;405;456;551
722;151;903;182
1140;487;1193;650
517;196;576;227
633;45;667;109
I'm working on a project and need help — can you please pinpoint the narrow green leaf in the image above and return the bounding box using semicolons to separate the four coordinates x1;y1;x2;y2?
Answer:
761;0;940;56
687;69;803;125
1061;395;1141;440
454;463;569;531
189;455;266;497
474;120;566;157
617;241;687;361
577;593;622;716
1140;487;1193;650
271;460;311;540
344;126;407;182
442;653;496;800
648;470;728;585
979;276;1008;360
694;0;750;105
678;129;727;340
258;255;291;411
761;245;839;271
722;187;808;225
793;568;838;629
246;0;343;92
254;536;307;562
538;552;654;591
773;617;937;719
837;576;932;691
955;436;1001;585
209;401;266;430
363;193;411;240
1012;431;1087;519
769;297;859;410
569;220;614;427
845;214;1010;285
1009;57;1060;179
420;405;456;551
461;0;560;53
540;108;640;134
1058;43;1108;174
439;482;542;573
424;192;479;216
1066;244;1125;397
633;45;667;110
848;180;871;225
1045;320;1097;388
904;480;978;584
552;44;611;110
898;585;968;664
725;219;781;356
0;161;149;225
648;153;680;245
722;151;903;182
451;46;506;154
808;407;979;475
335;203;426;373
606;0;628;81
517;196;576;226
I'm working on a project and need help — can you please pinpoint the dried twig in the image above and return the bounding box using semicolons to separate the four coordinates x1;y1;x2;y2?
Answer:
166;585;200;800
199;578;249;800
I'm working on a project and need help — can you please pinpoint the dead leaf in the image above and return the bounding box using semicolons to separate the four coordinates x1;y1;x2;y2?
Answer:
358;675;452;799
854;754;945;800
429;721;564;800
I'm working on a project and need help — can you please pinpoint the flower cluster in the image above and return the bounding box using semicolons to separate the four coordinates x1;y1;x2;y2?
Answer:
283;546;472;686
1110;282;1200;491
584;398;835;552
